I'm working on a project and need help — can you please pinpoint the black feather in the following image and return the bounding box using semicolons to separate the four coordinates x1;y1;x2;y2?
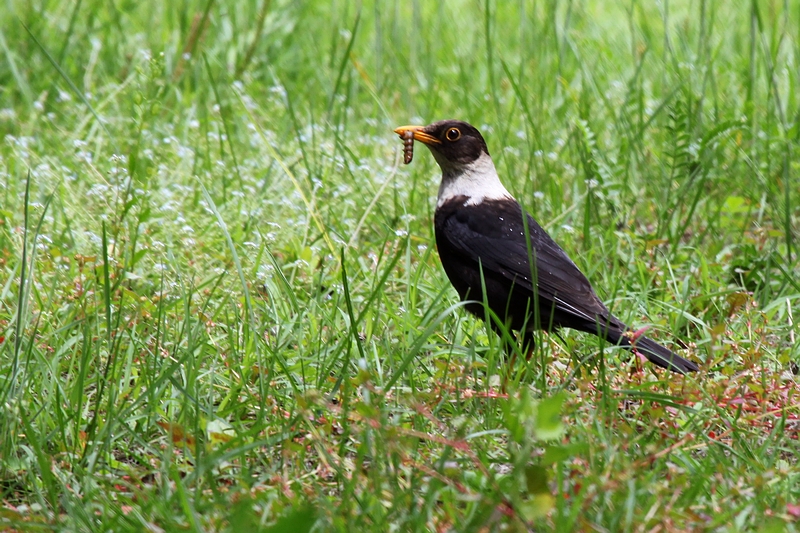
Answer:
434;196;698;374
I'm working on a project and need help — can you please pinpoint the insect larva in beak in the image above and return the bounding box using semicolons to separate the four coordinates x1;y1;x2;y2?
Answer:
402;130;414;164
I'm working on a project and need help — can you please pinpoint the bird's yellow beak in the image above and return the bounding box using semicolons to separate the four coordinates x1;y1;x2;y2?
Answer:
394;125;441;145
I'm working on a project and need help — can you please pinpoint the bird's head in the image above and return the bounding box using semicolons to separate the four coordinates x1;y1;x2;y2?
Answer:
394;120;490;172
394;120;510;207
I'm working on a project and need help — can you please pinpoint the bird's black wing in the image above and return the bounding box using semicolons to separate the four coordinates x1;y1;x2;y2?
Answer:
436;197;700;374
437;198;609;323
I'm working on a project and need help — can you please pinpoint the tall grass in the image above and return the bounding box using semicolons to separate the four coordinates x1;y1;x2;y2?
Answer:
0;0;798;530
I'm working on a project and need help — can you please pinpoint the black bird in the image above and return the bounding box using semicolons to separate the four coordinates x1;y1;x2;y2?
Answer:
394;119;699;374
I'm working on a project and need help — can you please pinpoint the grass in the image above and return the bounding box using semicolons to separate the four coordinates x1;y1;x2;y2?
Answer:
1;0;799;530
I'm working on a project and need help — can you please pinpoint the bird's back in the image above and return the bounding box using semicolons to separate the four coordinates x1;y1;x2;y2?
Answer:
434;196;614;333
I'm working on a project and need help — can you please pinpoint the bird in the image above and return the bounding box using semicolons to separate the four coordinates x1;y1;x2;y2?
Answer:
394;119;699;374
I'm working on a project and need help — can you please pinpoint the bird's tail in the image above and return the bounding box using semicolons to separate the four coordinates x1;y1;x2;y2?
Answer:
603;324;699;374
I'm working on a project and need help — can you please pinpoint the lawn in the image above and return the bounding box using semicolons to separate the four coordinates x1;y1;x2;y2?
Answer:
1;0;799;531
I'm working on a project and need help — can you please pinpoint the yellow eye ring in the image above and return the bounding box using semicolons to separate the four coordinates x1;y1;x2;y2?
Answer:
445;128;461;141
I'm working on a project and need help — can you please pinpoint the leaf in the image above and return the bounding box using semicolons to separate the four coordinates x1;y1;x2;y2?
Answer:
541;442;589;465
519;463;557;521
758;518;789;533
157;421;196;447
207;418;235;445
524;464;550;495
504;388;537;444
227;497;260;532
264;505;317;533
723;195;748;215
299;246;313;263
518;493;554;521
535;393;566;441
726;292;748;316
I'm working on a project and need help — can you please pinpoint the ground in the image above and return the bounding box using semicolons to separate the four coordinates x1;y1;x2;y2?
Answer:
0;1;799;531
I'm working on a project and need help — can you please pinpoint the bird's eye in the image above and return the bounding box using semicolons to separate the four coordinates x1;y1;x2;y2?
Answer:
445;128;461;141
